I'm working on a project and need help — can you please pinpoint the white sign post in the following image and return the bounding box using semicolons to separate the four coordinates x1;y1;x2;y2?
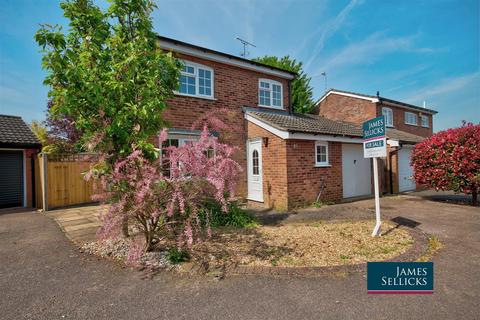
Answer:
363;116;387;237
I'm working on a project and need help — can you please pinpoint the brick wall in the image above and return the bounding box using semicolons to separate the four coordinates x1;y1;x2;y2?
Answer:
247;122;344;210
286;140;343;208
377;104;433;137
161;52;291;197
25;148;38;207
316;94;376;124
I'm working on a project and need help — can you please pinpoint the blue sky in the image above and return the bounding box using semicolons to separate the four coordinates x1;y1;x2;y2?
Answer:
0;0;478;131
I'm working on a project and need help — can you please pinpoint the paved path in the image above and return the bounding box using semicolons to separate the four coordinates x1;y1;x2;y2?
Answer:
46;205;102;244
1;192;479;319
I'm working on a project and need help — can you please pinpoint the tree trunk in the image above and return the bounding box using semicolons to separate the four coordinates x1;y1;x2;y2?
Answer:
122;217;129;238
472;188;478;207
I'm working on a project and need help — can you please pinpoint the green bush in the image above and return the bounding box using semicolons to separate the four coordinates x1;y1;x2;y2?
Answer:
166;248;190;264
201;200;258;229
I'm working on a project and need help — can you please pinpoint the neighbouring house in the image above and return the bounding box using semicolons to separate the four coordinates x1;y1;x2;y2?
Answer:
0;115;41;208
316;89;438;195
158;37;438;211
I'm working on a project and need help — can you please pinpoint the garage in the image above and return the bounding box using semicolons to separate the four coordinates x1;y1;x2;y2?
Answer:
0;115;41;209
0;150;24;208
342;143;372;198
398;146;416;192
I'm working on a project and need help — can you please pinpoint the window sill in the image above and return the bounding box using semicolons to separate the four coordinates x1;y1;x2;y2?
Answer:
315;164;331;168
404;123;418;127
174;92;217;101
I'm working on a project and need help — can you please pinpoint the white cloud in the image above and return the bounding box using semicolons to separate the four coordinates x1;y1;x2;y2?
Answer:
403;72;480;105
303;0;364;69
311;32;417;75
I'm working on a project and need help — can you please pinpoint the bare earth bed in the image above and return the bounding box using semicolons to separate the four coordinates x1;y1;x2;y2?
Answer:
191;220;413;269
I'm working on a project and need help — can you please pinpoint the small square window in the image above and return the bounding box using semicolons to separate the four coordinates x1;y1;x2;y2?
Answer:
259;79;282;108
178;62;214;98
405;112;418;125
420;115;429;128
315;142;329;166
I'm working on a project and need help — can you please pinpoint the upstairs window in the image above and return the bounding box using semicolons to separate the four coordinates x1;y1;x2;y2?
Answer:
405;112;418;126
382;107;394;127
315;141;329;167
259;79;283;109
178;61;214;98
420;115;429;128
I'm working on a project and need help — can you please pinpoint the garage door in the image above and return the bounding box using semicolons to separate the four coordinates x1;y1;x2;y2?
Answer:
398;147;416;192
0;150;24;208
342;144;372;198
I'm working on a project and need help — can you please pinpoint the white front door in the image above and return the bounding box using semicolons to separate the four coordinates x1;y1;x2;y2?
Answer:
247;139;263;202
342;143;372;198
398;147;416;192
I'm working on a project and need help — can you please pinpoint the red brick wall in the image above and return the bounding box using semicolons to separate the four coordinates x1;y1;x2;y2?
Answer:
247;122;288;210
316;94;376;124
162;52;291;197
247;122;344;210
377;104;433;137
24;149;38;207
286;140;343;208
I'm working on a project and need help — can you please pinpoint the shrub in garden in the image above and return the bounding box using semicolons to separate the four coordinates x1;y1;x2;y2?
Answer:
411;122;480;206
92;125;242;254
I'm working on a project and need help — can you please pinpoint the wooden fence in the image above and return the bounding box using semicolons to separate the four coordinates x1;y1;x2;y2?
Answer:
35;153;97;210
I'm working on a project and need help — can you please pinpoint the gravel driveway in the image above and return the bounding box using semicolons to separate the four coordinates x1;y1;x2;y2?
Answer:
1;191;479;320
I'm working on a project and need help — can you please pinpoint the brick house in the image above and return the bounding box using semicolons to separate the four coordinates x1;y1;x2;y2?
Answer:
157;37;372;210
316;89;438;194
0;115;41;208
158;38;438;210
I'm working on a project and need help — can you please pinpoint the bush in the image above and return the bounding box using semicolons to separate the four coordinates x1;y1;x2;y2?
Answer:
167;248;190;264
201;200;258;229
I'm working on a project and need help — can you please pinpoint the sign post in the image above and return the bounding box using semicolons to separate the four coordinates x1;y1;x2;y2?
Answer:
363;116;387;237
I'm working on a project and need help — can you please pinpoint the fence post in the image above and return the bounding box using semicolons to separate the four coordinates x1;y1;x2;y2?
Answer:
40;153;48;212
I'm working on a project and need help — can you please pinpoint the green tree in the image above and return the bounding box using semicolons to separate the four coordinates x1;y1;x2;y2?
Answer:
252;55;315;113
35;0;181;164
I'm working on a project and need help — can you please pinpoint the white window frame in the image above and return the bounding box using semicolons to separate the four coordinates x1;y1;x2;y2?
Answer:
420;115;429;128
382;107;394;127
315;141;329;167
176;60;214;99
258;78;283;109
405;112;418;126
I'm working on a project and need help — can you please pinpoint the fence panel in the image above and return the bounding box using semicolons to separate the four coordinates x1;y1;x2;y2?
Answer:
37;153;97;210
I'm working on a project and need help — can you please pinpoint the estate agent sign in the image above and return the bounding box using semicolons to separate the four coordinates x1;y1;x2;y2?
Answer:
363;115;387;237
363;116;387;158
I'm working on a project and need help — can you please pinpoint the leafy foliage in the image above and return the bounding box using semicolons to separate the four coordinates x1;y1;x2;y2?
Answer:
91;124;242;252
166;248;190;264
35;0;181;162
31;119;79;154
201;200;257;229
411;122;480;206
252;55;315;113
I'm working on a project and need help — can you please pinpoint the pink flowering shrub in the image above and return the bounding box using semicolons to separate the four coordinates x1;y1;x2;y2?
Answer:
92;123;242;253
411;122;480;206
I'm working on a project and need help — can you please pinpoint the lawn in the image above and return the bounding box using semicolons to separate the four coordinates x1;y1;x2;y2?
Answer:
190;220;413;270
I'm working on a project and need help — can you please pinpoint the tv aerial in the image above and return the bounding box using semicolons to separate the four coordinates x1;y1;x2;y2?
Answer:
236;37;256;57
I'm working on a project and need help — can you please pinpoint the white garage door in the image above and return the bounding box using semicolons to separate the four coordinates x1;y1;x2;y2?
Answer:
342;144;372;198
398;147;416;192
